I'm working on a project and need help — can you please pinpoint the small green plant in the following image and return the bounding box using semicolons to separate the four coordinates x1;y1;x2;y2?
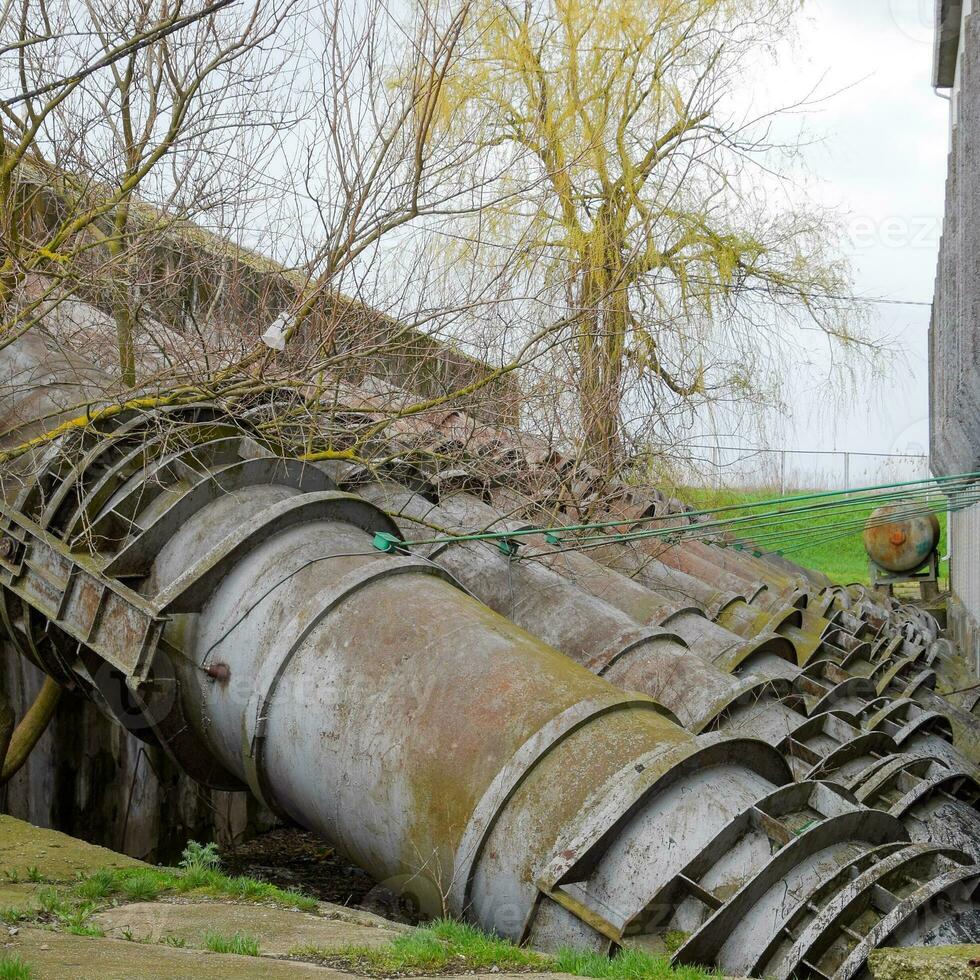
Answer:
227;875;274;901
55;900;103;937
0;907;29;926
554;946;718;980
121;928;135;942
24;867;41;884
662;931;689;956
160;935;187;948
173;865;216;891
280;889;318;912
0;955;34;980
65;921;105;938
203;930;260;956
119;870;161;902
66;862;316;914
74;869;115;901
179;841;221;872
295;918;549;975
35;887;63;916
3;870;19;884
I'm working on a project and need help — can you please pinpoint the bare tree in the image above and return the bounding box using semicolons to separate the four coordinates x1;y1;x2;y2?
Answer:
0;0;293;381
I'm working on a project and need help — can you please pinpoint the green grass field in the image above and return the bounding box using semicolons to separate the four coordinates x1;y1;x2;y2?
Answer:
679;487;947;587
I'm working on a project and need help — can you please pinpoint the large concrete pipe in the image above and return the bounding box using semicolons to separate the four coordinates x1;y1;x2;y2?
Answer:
406;480;980;781
477;490;958;746
475;494;860;672
1;332;979;979
356;480;980;862
577;493;937;649
592;535;980;771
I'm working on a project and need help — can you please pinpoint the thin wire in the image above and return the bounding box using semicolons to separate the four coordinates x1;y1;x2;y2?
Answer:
565;482;975;551
710;493;977;551
200;552;382;661
397;470;980;550
200;546;456;660
727;490;980;550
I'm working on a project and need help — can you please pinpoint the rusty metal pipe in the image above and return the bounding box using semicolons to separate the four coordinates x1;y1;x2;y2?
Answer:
355;481;980;862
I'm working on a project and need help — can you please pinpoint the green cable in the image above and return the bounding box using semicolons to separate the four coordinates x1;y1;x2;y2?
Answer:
564;482;972;550
728;490;980;551
715;494;974;550
372;470;980;555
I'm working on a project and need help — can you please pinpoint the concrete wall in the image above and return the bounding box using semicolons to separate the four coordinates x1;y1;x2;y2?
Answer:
932;0;980;641
0;648;267;863
12;161;520;427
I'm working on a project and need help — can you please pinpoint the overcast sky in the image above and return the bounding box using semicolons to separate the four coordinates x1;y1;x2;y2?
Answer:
761;0;949;460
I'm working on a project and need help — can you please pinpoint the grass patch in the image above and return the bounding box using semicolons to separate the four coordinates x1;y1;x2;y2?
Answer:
0;840;317;945
295;919;715;979
74;869;115;901
119;870;162;902
0;956;34;980
63;840;317;914
554;947;717;980
203;930;260;956
678;486;948;587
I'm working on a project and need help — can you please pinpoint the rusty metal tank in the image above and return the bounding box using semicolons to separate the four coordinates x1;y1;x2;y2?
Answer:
863;503;941;573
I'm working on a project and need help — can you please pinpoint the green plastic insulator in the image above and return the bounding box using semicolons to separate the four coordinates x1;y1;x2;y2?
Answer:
498;538;520;557
373;531;407;554
752;550;763;558
734;543;744;551
544;531;561;545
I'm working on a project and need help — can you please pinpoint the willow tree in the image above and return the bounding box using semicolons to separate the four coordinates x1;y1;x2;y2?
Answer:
437;0;875;474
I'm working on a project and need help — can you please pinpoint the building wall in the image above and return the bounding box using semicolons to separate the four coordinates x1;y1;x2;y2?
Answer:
12;163;521;428
932;0;980;642
949;500;980;666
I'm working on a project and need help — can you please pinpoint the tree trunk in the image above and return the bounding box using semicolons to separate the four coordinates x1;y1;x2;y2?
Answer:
575;254;627;475
107;201;137;386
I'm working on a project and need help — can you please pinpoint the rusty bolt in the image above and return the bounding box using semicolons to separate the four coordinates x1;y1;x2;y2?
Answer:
204;662;231;683
888;529;907;547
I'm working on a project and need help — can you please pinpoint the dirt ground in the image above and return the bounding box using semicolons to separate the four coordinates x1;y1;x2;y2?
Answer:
222;826;423;924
